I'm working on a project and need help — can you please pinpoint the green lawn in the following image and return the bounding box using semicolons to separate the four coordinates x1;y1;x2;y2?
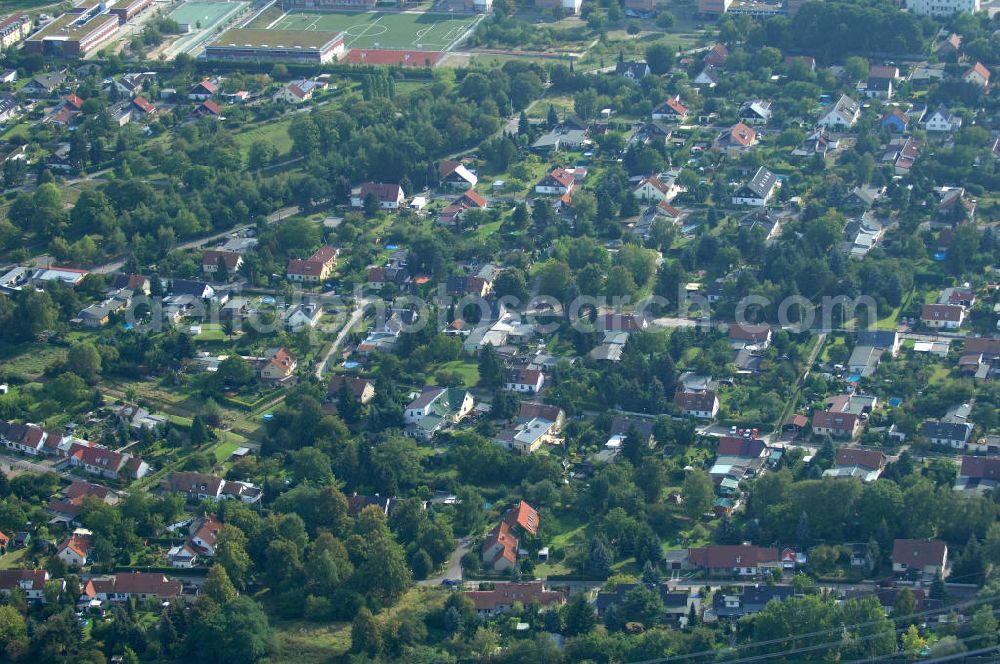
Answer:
2;343;67;379
0;547;29;569
436;360;479;387
233;118;294;158
263;10;478;50
192;323;226;341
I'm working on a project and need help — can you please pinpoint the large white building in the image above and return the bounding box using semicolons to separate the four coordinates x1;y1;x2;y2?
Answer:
907;0;979;17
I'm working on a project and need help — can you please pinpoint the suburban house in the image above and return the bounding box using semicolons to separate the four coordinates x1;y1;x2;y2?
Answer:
352;182;405;209
811;394;874;439
595;584;697;624
924;105;962;132
284;302;323;332
686;544;780;577
273;79;320;103
328;375;376;404
56;528;93;567
937;188;976;222
892;539;948;581
738;100;772;125
202;250;243;276
0;569;56;602
504;368;544;393
438;159;478;189
693;66;720;88
259;347;297;381
607;416;656;450
857;330;901;357
85;572;184;603
161;471;262;504
816;94;861;129
651;96;688;121
403;387;474;439
922;419;974;449
710;585;793;620
632;174;679;203
481;501;539;571
731;167;778;207
438;190;488;225
69;444;149;481
495;417;561;455
860;76;893;99
195;100;222;118
674;390;720;419
286;245;337;283
709;436;769;484
716;122;757;157
963;62;990;87
880;107;910;133
728;323;771;349
465;582;565;617
738;209;781;240
517;402;565;432
535;167;576;195
921;304;965;330
954;456;1000;495
47;480;119;523
187;79;218;101
822;447;886;482
615;60;650;81
703;43;729;67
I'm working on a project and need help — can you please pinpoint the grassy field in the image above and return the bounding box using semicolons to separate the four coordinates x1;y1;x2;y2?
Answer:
233;118;294;158
2;342;67;379
169;0;244;28
436;360;479;387
0;547;29;569
261;10;477;50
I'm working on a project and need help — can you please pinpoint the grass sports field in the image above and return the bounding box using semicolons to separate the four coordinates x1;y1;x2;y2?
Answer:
169;0;243;28
263;10;478;50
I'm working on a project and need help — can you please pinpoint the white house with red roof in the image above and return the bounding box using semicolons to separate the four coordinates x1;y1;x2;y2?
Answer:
963;62;990;87
439;159;478;189
352;182;406;209
535;167;575;195
633;175;680;203
188;79;218;100
286;245;337;282
259;347;297;380
504;367;544;393
0;569;57;602
202;250;243;275
57;528;92;567
652;96;688;122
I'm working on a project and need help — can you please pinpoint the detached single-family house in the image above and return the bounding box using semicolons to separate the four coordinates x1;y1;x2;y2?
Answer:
738;209;781;240
85;572;184;603
728;323;771;349
923;419;973;449
273;79;319;104
687;544;780;577
892;539;947;581
716;122;757;157
57;528;93;567
202;250;243;276
284;302;323;332
711;585;793;620
731;167;778;207
328;375;376;404
880;107;910;133
816;94;860;129
438;159;478;189
286;245;337;282
652;96;688;122
963;62;990;88
535;167;576;195
738;100;772;125
352;182;405;209
812;410;860;439
465;582;565;617
0;569;55;602
403;387;474;439
823;447;886;482
921;304;964;330
955;456;1000;495
674;390;720;419
188;79;218;101
504;368;544;393
632;174;678;203
259;347;297;381
615;60;650;82
693;66;720;88
924;105;962;132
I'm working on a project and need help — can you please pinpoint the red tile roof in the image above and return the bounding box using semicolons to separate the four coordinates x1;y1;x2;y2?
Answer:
198;100;221;116
546;167;575;189
64;94;84;109
688;544;779;569
729;323;771;342
504;501;539;536
960;456;1000;480
465;582;565;612
460;190;487;208
359;182;403;202
728;122;756;147
202;250;242;270
922;304;963;322
834;447;886;471
132;96;155;114
674;390;718;412
717;436;766;458
891;539;946;569
965;62;990;82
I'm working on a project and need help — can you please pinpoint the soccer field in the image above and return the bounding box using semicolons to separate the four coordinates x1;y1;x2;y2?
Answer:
169;0;245;28
266;10;478;50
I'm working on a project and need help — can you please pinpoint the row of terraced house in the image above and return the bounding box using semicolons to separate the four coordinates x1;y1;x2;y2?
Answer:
0;419;149;481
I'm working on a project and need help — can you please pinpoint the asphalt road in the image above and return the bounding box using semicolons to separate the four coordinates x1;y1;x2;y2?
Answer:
420;536;472;586
314;297;374;379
